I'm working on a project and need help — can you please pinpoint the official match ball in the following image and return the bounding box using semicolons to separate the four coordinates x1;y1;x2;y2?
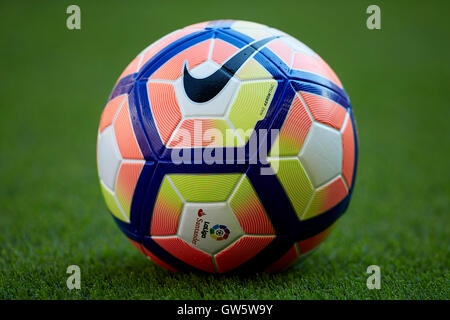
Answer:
96;20;358;273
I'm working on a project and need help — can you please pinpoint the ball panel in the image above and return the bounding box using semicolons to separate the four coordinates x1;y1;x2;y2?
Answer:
269;158;314;219
146;82;182;145
150;176;184;236
152;236;215;273
236;59;273;80
169;173;241;202
229;176;275;235
174;68;240;118
178;202;243;254
214;235;275;273
266;39;293;68
113;97;143;160
149;39;211;81
140;28;202;73
100;181;127;222
115;162;145;220
298;122;342;188
206;20;235;29
211;39;239;65
299;91;347;130
231;20;268;30
99;94;126;133
97;126;122;190
228;80;277;143
231;27;273;41
302;176;348;220
168;118;232;148
270;94;312;157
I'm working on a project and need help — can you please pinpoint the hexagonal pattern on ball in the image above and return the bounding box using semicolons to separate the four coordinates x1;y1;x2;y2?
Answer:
97;126;121;191
299;122;343;188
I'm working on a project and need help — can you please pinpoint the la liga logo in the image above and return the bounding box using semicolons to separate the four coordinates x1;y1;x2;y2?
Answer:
191;209;231;245
209;224;230;241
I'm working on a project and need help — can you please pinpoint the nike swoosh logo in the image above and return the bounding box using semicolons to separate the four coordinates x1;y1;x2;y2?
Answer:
183;36;278;103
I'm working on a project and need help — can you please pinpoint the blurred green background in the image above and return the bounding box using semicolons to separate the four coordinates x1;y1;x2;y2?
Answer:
0;0;448;299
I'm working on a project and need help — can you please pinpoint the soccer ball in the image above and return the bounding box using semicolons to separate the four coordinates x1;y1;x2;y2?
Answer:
96;20;358;273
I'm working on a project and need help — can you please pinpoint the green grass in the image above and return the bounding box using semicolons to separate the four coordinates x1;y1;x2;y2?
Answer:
0;0;449;299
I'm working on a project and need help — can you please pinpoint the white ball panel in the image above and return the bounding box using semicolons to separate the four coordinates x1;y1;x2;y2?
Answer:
97;126;122;190
178;202;243;254
173;61;240;117
299;122;343;188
